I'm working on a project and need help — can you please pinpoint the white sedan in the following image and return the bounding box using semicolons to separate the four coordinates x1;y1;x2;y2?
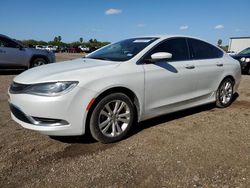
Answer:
9;35;241;143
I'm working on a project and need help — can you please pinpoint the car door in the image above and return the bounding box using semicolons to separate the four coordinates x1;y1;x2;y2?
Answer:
0;36;28;68
187;38;224;97
142;38;200;118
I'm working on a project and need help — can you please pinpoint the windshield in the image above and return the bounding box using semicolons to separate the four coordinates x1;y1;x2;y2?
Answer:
239;47;250;55
87;37;158;61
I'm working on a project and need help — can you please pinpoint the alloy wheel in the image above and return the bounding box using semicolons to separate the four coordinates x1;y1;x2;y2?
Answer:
33;60;46;67
219;81;233;105
98;100;131;137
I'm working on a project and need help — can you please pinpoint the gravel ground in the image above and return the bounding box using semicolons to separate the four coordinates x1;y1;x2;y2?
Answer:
0;53;249;187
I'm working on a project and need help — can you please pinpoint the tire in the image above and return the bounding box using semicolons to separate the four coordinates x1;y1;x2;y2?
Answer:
31;58;47;68
248;66;250;75
216;78;234;108
89;93;135;143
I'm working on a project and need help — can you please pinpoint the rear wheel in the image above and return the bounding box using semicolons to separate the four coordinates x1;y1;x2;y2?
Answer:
31;58;47;68
89;93;135;143
216;78;234;108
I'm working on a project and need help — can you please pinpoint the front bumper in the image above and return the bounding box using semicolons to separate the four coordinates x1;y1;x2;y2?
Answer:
9;86;97;136
240;62;249;73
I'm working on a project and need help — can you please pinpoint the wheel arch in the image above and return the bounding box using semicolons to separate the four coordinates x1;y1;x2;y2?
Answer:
29;55;49;68
85;86;141;132
219;75;235;87
217;74;236;93
221;75;235;83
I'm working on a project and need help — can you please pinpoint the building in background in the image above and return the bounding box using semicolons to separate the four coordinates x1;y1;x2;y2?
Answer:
228;37;250;54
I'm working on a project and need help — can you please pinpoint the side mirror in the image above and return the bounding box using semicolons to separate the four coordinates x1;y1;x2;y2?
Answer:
151;52;172;60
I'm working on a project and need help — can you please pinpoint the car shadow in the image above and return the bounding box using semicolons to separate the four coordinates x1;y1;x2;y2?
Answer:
129;93;239;137
0;70;24;75
50;133;97;144
154;61;178;73
129;103;215;137
52;93;239;144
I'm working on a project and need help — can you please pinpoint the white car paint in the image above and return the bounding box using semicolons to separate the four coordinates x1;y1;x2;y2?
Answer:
9;35;241;137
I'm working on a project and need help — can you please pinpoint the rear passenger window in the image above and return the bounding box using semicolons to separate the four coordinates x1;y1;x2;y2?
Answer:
188;38;223;59
147;38;189;61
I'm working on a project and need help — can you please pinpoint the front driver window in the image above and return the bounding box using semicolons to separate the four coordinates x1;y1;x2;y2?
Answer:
0;37;19;48
146;38;189;61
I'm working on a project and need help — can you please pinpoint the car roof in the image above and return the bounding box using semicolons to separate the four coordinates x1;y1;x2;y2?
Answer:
0;34;11;39
138;34;205;41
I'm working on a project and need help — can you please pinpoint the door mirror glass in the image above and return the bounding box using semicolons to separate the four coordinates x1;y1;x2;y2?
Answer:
151;52;172;60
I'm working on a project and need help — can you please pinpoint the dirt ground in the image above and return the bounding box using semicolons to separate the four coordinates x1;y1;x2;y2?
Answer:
0;53;249;187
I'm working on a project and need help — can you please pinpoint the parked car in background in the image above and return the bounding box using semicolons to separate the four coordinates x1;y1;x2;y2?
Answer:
67;46;82;53
227;51;237;56
58;46;68;53
45;45;57;52
79;46;90;52
89;46;99;53
35;45;46;50
231;47;250;74
0;34;55;69
9;35;241;143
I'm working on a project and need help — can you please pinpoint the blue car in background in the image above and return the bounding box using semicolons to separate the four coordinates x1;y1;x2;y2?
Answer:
0;34;55;70
231;47;250;74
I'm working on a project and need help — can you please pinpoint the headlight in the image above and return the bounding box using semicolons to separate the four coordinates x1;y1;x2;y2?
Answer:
25;81;78;96
246;58;250;63
240;57;246;62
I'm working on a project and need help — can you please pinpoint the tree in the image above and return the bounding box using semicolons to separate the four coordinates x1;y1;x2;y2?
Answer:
217;39;222;46
19;38;110;49
58;36;62;42
54;36;58;43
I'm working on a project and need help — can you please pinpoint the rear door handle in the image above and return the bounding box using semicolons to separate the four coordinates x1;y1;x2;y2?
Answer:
185;65;195;69
216;63;223;67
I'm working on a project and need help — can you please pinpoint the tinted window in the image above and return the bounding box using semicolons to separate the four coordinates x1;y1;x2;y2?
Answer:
188;38;223;59
0;37;19;48
146;38;189;61
238;47;250;55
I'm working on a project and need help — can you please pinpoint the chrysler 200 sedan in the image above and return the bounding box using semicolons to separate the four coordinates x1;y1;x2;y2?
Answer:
9;35;241;143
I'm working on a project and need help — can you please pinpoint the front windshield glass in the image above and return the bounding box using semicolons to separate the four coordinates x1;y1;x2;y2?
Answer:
239;47;250;55
87;37;158;61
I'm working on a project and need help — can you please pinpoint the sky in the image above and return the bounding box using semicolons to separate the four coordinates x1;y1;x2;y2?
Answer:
0;0;250;45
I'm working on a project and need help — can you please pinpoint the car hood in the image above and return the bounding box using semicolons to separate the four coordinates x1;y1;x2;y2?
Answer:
14;58;120;85
231;54;250;59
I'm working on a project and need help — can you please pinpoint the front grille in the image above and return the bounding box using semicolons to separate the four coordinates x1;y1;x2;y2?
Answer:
9;104;31;124
9;82;30;94
10;103;69;126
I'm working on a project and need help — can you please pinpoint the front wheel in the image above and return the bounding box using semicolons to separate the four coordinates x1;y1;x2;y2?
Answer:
216;78;234;108
89;93;135;143
31;58;47;68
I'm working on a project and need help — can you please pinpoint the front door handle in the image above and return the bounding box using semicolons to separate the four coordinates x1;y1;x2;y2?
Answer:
185;65;195;69
216;63;223;67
